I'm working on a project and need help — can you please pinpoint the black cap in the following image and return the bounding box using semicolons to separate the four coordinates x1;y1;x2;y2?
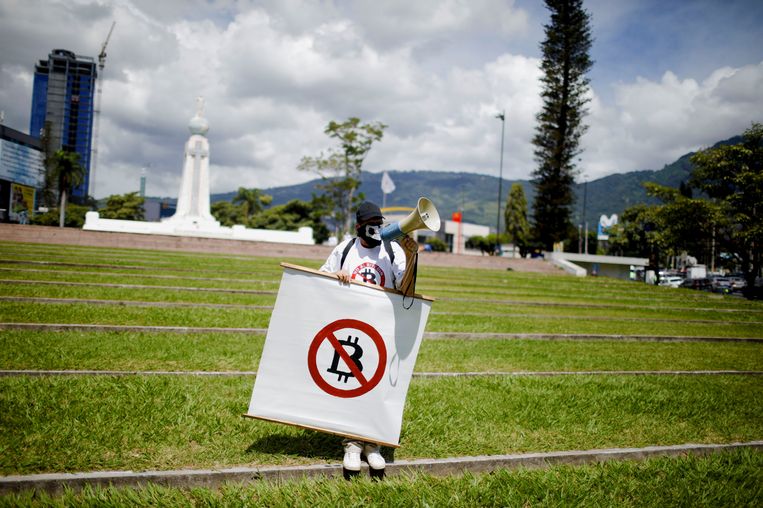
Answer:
356;201;384;224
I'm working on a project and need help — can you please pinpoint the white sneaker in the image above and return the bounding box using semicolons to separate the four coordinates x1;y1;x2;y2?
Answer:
343;441;362;471
363;443;386;470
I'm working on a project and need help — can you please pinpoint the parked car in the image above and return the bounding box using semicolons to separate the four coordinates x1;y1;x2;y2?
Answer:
710;276;733;294
659;276;684;288
680;278;712;291
728;277;747;292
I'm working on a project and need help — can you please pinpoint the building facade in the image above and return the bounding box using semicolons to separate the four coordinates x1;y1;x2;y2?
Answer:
0;124;45;223
30;49;97;203
381;206;490;254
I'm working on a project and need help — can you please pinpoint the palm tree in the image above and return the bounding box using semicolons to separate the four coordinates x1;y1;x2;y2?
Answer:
233;187;272;220
50;150;86;228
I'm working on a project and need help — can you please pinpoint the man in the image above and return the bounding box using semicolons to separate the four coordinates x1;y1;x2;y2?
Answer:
320;201;418;476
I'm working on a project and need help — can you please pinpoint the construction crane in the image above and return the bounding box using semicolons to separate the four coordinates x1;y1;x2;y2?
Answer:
89;20;115;198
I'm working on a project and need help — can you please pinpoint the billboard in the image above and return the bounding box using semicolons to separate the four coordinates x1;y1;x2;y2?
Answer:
0;138;44;188
9;183;35;223
597;214;618;241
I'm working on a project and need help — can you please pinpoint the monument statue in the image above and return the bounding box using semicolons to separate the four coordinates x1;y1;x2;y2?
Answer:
83;96;313;244
166;96;219;228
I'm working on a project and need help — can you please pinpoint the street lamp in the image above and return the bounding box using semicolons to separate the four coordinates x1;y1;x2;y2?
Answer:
582;175;588;255
495;111;505;255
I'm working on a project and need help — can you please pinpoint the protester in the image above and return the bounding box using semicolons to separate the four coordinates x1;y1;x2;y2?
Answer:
320;201;418;476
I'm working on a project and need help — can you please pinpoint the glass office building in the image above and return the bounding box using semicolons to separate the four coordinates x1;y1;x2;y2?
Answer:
0;124;44;223
30;49;97;203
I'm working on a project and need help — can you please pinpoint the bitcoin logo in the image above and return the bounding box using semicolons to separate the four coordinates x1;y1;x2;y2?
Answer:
326;335;364;383
307;318;387;398
359;267;377;284
351;262;385;287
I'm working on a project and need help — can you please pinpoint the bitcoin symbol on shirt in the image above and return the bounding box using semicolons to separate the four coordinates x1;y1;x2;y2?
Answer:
327;335;364;383
359;267;377;284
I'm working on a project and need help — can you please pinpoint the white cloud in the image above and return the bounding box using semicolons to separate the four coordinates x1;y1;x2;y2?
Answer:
582;61;763;179
347;0;530;49
367;52;542;180
1;0;761;202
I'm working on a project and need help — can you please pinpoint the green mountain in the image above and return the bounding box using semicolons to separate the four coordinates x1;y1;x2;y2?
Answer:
212;171;536;229
573;135;740;227
573;152;694;228
210;135;741;230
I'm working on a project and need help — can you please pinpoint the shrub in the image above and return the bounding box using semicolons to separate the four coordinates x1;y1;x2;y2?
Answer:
30;204;90;228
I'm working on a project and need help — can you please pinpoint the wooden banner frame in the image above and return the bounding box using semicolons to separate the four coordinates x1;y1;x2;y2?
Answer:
279;262;435;301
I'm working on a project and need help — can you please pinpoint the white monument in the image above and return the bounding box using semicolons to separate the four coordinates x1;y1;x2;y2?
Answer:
83;98;314;245
164;97;219;230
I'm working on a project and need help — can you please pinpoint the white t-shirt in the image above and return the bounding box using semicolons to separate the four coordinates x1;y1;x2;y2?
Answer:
320;238;407;291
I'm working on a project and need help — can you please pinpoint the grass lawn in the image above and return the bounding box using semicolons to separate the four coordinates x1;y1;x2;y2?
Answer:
0;374;760;474
2;449;761;507
2;300;762;337
1;331;761;373
0;282;278;306
0;239;761;503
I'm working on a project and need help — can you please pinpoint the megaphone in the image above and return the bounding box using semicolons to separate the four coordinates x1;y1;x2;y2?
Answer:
381;197;441;240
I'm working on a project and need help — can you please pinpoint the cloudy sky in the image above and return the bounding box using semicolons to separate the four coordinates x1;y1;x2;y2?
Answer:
1;0;762;199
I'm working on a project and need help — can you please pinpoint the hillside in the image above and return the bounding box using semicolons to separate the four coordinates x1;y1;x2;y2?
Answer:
574;151;694;227
207;136;740;230
573;135;740;227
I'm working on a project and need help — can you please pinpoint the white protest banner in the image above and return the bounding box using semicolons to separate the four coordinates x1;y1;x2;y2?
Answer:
246;263;432;447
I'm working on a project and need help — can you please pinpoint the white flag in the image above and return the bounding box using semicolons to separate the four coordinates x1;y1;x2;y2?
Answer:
247;263;431;447
381;171;396;194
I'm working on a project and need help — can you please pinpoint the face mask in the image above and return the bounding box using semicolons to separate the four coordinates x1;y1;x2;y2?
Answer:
359;223;382;247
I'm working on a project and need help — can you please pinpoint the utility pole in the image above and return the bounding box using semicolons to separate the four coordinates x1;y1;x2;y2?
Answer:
583;178;588;254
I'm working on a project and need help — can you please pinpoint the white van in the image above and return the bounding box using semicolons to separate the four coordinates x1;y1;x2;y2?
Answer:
659;276;684;288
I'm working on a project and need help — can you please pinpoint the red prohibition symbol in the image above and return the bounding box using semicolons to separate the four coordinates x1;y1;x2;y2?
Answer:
307;318;387;398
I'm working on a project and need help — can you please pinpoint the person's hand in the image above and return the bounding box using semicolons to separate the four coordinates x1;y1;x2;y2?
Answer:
398;235;418;257
335;269;351;284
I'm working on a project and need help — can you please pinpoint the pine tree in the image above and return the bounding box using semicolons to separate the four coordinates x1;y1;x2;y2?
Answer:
531;0;593;249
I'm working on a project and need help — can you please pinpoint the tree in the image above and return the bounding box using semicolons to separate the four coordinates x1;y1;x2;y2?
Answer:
465;234;507;255
642;183;720;266
531;0;593;250
233;187;272;221
690;122;763;296
249;197;331;244
211;200;246;227
424;237;449;252
49;150;86;228
504;183;531;257
99;192;145;221
306;193;333;245
211;187;271;227
465;235;494;255
612;184;721;282
30;203;90;228
298;117;386;237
